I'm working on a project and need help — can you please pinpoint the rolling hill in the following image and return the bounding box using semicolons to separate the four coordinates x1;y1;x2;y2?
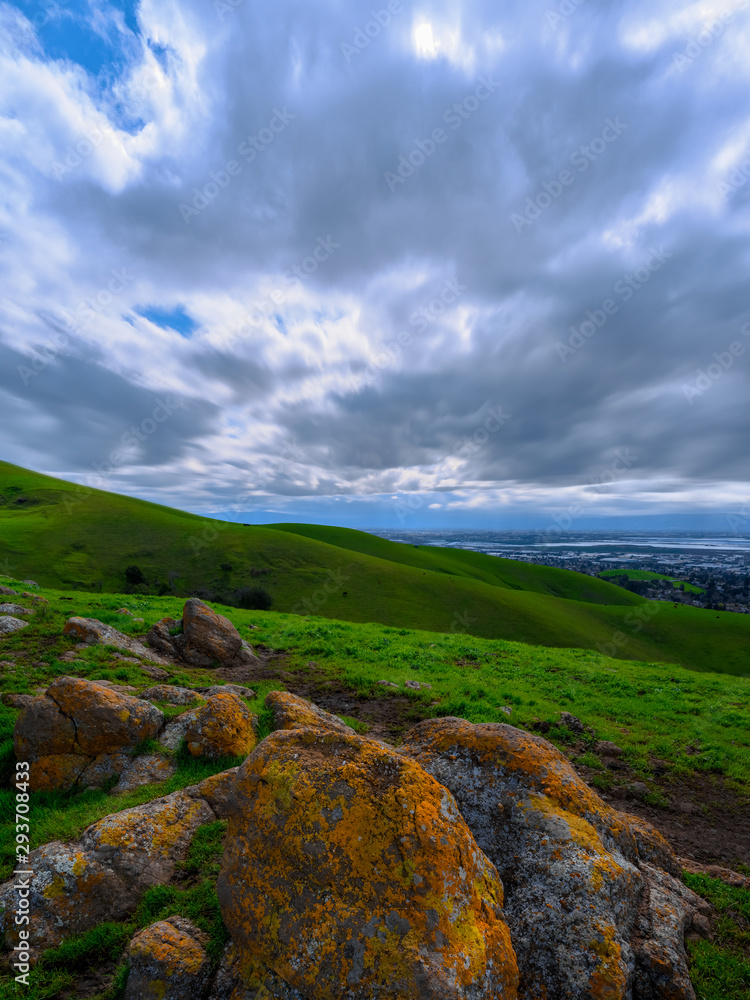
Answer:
1;460;749;675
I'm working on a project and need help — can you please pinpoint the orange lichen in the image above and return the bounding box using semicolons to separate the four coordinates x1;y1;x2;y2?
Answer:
185;692;256;759
219;728;519;999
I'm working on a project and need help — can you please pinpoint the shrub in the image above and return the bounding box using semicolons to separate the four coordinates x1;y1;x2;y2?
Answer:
234;585;272;611
124;565;145;586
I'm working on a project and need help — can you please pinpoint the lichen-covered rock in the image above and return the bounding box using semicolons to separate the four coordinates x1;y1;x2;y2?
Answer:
113;754;176;793
185;693;257;759
195;768;239;820
0;788;218;956
633;865;712;1000
80;788;215;889
208;940;308;1000
0;616;29;636
146;617;181;657
159;709;200;752
0;840;140;955
218;727;519;1000
399;718;694;1000
63;617;168;663
124;917;212;1000
141;684;206;706
264;690;353;735
14;677;164;790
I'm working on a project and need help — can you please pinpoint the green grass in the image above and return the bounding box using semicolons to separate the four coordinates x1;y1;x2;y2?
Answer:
683;873;750;1000
599;569;705;594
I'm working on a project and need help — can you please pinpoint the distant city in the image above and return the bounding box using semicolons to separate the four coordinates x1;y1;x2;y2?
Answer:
371;530;750;614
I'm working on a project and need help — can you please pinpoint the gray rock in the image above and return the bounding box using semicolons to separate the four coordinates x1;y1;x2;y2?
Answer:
141;685;205;706
63;617;170;664
0;604;32;616
0;586;18;596
201;684;256;700
0;616;29;636
558;711;586;733
595;740;625;757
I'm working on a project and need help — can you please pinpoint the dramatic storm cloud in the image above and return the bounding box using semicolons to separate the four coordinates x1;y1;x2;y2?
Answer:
1;0;749;527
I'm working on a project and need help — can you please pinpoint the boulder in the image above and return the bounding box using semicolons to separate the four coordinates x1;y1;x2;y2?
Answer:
159;709;200;752
124;917;212;1000
0;604;32;616
217;727;519;1000
185;693;257;759
141;684;205;706
264;690;354;735
0;788;216;955
1;692;35;710
147;601;260;670
0;616;29;636
14;677;164;791
0;586;17;595
399;718;702;1000
63;617;169;664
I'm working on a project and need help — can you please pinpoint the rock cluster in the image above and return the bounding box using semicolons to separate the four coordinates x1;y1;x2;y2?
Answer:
0;690;712;1000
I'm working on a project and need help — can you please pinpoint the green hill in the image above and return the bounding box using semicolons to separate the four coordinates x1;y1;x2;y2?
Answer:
1;460;749;675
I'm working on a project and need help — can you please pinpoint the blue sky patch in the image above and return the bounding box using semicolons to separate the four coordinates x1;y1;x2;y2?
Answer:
136;305;199;338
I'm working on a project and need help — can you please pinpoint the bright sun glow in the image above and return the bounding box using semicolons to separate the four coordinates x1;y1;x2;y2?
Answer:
414;22;438;59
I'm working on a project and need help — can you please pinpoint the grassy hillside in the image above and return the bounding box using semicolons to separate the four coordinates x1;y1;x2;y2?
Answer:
2;461;750;675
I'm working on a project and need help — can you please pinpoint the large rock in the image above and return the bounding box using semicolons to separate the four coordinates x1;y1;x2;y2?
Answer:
63;617;169;663
264;690;353;735
0;788;216;956
400;718;706;1000
124;917;212;1000
14;677;164;791
141;684;205;706
0;616;29;636
217;727;519;1000
185;692;257;759
148;600;260;670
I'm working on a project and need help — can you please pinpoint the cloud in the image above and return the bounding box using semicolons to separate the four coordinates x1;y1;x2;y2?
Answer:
0;0;749;525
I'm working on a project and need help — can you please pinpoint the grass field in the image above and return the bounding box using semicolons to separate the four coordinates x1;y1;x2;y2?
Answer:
2;462;750;676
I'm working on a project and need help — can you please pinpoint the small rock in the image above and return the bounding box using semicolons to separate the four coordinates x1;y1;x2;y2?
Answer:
1;693;35;710
404;679;432;691
141;685;205;706
185;693;257;760
139;663;170;681
21;580;38;587
125;917;212;1000
501;706;513;716
64;617;169;664
114;755;176;793
0;586;18;596
201;684;256;700
595;740;624;758
558;711;586;733
0;604;32;616
31;660;47;668
133;617;144;623
377;680;399;689
613;781;651;802
0;616;29;636
116;608;134;616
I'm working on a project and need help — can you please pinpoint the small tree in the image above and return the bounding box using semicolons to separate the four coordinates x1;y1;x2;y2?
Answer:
234;585;272;611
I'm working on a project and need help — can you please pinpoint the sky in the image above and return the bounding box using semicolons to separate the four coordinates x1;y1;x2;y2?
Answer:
1;0;750;531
